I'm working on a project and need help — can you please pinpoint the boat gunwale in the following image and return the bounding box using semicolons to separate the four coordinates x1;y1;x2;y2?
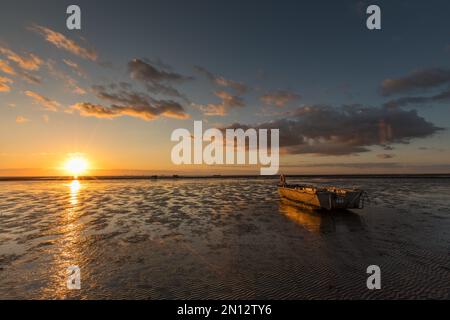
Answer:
278;184;362;194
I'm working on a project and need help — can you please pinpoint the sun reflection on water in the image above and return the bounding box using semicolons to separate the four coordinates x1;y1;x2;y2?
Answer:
69;180;81;206
41;179;85;298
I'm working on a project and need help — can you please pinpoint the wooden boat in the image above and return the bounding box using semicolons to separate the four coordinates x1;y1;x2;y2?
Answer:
278;175;367;210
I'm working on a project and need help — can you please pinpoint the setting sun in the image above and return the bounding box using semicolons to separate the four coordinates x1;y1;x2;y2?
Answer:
64;156;89;177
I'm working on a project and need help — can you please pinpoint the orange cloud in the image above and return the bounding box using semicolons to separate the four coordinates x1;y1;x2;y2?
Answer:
25;90;61;111
71;102;190;121
0;76;13;92
16;116;30;124
0;59;16;75
0;58;41;84
0;47;43;71
194;90;245;116
31;25;97;61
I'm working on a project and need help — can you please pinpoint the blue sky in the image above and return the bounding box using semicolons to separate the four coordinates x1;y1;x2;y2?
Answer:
1;0;449;175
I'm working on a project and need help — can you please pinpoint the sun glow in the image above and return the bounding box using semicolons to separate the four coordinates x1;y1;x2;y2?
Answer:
64;156;89;177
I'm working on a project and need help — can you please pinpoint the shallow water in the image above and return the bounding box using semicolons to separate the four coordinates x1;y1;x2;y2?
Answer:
0;177;449;299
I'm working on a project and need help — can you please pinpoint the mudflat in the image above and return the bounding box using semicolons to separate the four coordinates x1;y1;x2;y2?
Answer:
0;177;449;299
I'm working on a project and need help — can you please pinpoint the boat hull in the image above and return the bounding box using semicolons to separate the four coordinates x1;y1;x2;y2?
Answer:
278;186;364;210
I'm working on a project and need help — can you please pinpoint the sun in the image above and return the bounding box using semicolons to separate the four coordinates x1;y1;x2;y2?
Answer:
64;156;89;177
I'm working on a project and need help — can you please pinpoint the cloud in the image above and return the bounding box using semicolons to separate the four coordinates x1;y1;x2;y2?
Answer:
194;66;248;95
92;85;152;106
195;90;245;116
215;91;244;108
417;146;445;152
16;116;30;124
0;76;13;92
63;59;87;78
194;103;227;116
380;68;450;96
0;49;41;84
225;104;443;155
194;66;249;116
0;46;43;71
128;58;191;98
0;59;16;75
71;103;119;119
281;162;450;172
30;25;97;61
118;103;190;120
25;90;61;111
377;153;395;159
383;88;450;108
71;102;189;121
19;72;41;84
70;85;190;121
260;90;301;107
47;60;86;95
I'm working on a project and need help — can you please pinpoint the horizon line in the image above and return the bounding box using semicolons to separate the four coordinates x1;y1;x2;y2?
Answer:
1;173;450;182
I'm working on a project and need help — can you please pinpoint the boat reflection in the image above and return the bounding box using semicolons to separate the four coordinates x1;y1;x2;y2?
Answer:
278;198;365;234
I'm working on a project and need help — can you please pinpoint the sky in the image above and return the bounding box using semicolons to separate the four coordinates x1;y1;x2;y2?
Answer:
1;0;450;176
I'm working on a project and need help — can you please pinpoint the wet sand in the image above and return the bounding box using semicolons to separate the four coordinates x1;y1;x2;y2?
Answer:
0;177;449;299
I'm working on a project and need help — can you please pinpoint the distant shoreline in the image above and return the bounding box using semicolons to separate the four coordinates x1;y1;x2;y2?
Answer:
1;173;450;182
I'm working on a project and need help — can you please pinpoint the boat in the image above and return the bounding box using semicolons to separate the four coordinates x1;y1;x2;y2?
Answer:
278;175;367;210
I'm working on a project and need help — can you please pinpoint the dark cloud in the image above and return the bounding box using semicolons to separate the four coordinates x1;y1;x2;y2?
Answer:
93;85;152;106
71;103;118;119
260;90;301;107
383;88;450;108
103;82;132;91
281;162;450;172
73;85;190;120
194;66;248;95
282;162;401;169
418;146;445;152
380;68;450;96
18;71;41;85
225;104;443;155
128;59;191;99
377;154;395;159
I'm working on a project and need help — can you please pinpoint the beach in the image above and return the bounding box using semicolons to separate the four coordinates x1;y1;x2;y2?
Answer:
0;176;449;299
